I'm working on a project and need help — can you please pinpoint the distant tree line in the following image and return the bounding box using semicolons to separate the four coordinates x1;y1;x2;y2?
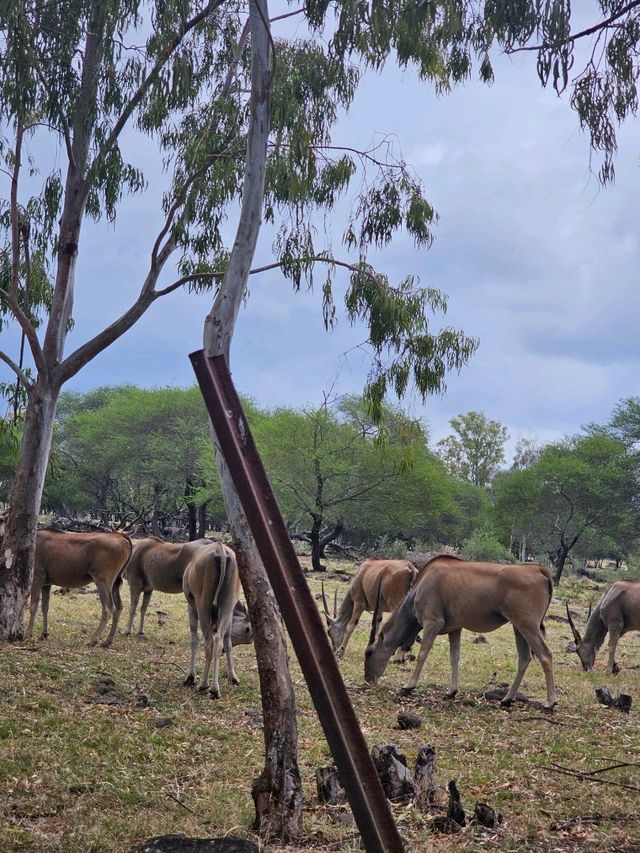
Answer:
2;386;639;583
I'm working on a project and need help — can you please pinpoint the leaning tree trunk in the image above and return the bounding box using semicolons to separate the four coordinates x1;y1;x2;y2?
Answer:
200;0;303;840
552;543;570;585
318;521;343;559
0;380;58;640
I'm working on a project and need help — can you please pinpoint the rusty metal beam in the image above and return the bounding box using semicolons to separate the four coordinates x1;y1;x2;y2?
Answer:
190;350;404;853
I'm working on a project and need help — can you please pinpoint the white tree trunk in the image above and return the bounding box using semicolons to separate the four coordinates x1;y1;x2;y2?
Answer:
0;380;58;640
200;0;303;839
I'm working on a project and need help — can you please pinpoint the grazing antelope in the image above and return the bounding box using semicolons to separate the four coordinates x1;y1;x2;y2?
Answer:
566;581;640;673
364;556;557;709
182;541;244;698
0;510;133;646
123;535;252;645
321;558;417;658
123;536;212;635
29;529;131;645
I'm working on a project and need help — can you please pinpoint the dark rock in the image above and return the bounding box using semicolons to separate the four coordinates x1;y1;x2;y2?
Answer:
130;836;258;852
397;711;422;730
473;801;503;828
135;694;150;708
152;717;173;729
596;687;632;713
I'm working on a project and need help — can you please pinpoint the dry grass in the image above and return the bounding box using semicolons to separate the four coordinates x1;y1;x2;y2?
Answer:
1;557;639;852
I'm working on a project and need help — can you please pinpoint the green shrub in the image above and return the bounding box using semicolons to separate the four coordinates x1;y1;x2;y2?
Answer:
373;537;409;559
461;528;515;563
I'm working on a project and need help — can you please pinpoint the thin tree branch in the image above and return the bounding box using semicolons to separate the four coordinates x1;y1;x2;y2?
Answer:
0;288;47;378
220;18;250;98
10;115;24;302
507;2;640;54
86;0;225;186
0;350;33;390
271;6;305;22
543;763;640;793
56;234;176;384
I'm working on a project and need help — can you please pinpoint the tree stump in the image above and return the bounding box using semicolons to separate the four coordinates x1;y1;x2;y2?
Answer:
413;745;437;811
429;780;465;834
315;765;346;805
371;745;414;801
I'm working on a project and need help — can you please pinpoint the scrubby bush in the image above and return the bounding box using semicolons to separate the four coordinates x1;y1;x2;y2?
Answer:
461;528;515;563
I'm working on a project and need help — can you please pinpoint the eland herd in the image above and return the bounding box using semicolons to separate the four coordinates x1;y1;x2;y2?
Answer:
1;509;638;706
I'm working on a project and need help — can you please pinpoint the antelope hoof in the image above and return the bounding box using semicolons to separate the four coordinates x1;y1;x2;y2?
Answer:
230;675;240;686
500;697;513;708
121;629;131;636
612;662;620;675
208;688;220;700
100;640;113;649
136;633;147;641
86;640;98;648
399;685;415;696
444;689;458;700
197;683;209;693
183;674;195;687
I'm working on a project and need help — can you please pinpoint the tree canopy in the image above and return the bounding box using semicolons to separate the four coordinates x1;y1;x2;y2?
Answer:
437;410;508;487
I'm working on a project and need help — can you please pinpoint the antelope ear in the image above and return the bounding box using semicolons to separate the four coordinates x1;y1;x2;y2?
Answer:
565;602;582;645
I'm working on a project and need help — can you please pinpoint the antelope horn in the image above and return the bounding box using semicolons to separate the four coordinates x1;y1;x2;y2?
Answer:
321;582;332;624
566;601;582;645
333;587;338;618
369;579;383;646
587;599;592;622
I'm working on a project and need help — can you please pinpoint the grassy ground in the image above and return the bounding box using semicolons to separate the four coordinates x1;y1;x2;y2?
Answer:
1;557;639;852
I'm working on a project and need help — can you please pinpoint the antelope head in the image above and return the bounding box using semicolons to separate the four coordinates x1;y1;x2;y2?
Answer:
364;580;385;684
321;582;341;649
566;602;595;671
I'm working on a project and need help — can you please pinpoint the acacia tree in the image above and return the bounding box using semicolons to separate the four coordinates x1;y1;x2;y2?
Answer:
493;434;639;583
252;398;427;570
46;386;215;532
437;410;508;487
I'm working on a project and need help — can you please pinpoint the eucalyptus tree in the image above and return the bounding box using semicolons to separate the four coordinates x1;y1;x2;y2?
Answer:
0;0;481;839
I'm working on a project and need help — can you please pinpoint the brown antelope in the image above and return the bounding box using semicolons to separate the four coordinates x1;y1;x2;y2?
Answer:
123;536;212;635
566;580;640;673
364;555;557;709
321;558;417;658
30;529;132;645
123;535;252;645
182;541;244;698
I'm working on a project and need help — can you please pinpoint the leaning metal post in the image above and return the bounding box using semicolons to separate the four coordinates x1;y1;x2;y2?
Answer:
190;350;404;853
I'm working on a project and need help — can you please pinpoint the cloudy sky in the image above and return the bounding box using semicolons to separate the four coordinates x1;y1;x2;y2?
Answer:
2;6;639;457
